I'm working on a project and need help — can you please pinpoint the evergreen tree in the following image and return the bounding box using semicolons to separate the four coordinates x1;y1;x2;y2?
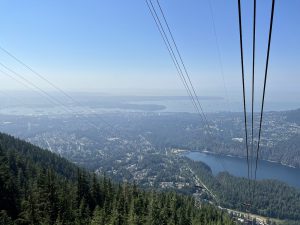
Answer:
91;205;105;225
0;132;236;225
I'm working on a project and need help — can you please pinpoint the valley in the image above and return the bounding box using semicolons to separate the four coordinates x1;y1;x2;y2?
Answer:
1;109;300;223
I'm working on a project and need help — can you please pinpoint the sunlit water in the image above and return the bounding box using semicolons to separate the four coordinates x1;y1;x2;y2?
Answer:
185;151;300;188
0;97;299;115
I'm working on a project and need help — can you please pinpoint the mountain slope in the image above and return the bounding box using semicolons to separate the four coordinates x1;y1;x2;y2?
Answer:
0;132;234;225
188;159;300;221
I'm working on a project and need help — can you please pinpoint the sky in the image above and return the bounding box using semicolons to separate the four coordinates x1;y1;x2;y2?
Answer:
0;0;299;106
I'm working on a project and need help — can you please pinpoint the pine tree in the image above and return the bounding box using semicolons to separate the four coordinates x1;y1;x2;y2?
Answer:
91;205;105;225
45;169;59;225
0;132;237;225
75;198;91;225
127;200;137;225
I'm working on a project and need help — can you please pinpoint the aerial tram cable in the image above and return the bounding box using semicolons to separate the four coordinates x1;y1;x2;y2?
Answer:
0;47;140;147
0;68;43;95
146;0;207;124
0;63;95;124
146;0;230;205
146;0;228;151
250;0;256;206
156;0;231;175
237;0;251;189
198;0;233;173
155;0;209;125
0;65;68;109
254;0;276;185
147;1;225;161
146;0;202;119
204;2;234;177
0;46;147;146
207;0;232;112
149;0;207;123
0;60;131;147
0;46;81;107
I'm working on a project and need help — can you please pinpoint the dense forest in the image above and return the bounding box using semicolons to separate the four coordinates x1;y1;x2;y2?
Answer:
188;159;300;221
0;132;235;225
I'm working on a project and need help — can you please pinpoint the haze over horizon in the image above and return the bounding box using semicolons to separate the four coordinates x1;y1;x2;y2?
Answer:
0;0;299;110
1;2;300;224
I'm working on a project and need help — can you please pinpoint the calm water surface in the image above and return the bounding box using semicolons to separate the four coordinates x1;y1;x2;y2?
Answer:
185;151;300;188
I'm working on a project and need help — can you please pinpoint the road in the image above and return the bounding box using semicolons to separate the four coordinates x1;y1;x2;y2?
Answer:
187;165;278;225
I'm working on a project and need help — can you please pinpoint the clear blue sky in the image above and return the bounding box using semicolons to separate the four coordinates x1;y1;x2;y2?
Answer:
0;0;299;104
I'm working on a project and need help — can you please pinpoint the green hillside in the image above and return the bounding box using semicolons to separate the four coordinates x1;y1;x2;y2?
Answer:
0;132;234;225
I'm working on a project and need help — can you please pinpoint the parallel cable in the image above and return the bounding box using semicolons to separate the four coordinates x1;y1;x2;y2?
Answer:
149;0;202;119
254;0;275;182
147;1;229;207
205;2;234;179
146;0;206;124
0;46;75;104
0;62;71;111
250;1;257;215
148;0;225;148
0;46;129;136
0;68;39;93
251;0;256;181
156;0;209;126
148;1;222;159
0;47;134;142
207;0;232;112
0;64;98;126
237;0;251;207
145;0;198;114
0;61;130;146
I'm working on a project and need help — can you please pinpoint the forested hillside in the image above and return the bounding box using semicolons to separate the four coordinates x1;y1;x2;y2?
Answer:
0;132;234;225
188;159;300;221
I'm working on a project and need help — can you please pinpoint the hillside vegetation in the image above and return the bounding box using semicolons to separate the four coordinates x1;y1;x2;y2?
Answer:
0;132;234;225
188;159;300;221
